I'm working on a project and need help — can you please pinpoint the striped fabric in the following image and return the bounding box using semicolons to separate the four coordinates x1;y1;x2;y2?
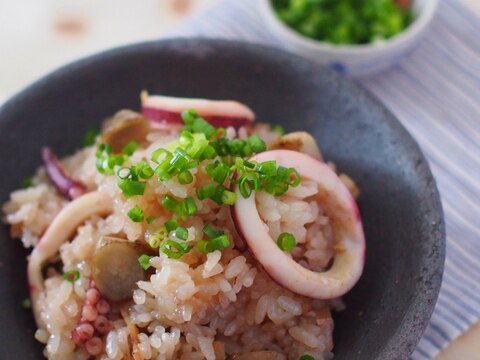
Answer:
168;1;480;359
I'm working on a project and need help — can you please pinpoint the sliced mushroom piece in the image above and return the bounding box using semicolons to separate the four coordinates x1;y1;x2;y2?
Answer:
231;351;286;360
141;92;255;128
269;131;323;161
28;191;113;326
92;236;145;301
101;110;151;153
232;150;365;300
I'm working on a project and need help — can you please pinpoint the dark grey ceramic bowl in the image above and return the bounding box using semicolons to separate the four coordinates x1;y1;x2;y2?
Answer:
0;39;444;360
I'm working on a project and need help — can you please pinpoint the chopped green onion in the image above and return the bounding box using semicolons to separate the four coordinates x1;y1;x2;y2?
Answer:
165;219;179;232
201;145;217;160
258;160;277;176
118;179;146;197
179;131;194;147
196;240;210;254
151;148;172;164
21;298;32;309
138;254;153;270
131;161;154;179
243;160;256;169
298;355;314;360
196;182;217;200
127;205;144;222
122;141;139;156
182;197;197;216
248;134;267;153
195;234;231;253
241;143;253;157
160;240;192;259
63;269;80;283
277;232;296;251
181;109;198;125
209;234;231;251
289;169;301;187
210;185;228;205
272;125;285;135
161;195;179;212
84;128;99;146
216;127;226;138
192;117;216;139
178;170;193;184
171;148;191;172
239;177;257;198
227;138;246;155
117;167;131;179
22;177;33;188
148;226;168;248
221;190;237;205
146;216;155;224
96;144;125;175
185;133;209;158
175;227;189;241
203;224;224;239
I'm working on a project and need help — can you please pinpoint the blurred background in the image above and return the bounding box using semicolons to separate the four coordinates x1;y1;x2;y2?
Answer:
0;0;220;103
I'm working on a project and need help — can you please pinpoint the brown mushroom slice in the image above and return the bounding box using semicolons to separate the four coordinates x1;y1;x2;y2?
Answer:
101;110;151;153
92;236;145;301
232;150;365;300
28;191;113;326
269;131;323;161
231;351;286;360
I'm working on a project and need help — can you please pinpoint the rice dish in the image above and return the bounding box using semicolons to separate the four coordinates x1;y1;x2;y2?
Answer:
2;94;365;360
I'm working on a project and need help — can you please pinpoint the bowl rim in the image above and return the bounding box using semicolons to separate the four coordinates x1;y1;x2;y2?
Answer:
0;38;446;359
258;0;439;55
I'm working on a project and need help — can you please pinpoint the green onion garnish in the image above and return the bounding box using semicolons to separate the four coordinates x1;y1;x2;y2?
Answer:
22;177;33;189
175;226;189;241
151;148;172;164
138;254;153;270
277;232;296;251
209;234;231;250
146;216;155;224
178;170;193;184
196;233;231;253
160;240;192;259
248;134;267;153
83;128;99;146
182;197;197;216
63;269;80;283
148;226;168;248
221;190;236;205
161;195;179;212
181;109;198;124
21;298;32;309
299;355;314;360
203;224;224;239
127;205;144;222
196;182;217;200
164;219;179;232
118;179;146;197
147;226;169;249
272;124;285;135
122;141;139;156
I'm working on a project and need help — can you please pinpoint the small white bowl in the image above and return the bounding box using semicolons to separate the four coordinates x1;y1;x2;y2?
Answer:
259;0;438;77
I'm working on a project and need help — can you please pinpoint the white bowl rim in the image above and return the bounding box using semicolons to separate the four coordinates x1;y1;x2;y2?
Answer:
259;0;439;55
